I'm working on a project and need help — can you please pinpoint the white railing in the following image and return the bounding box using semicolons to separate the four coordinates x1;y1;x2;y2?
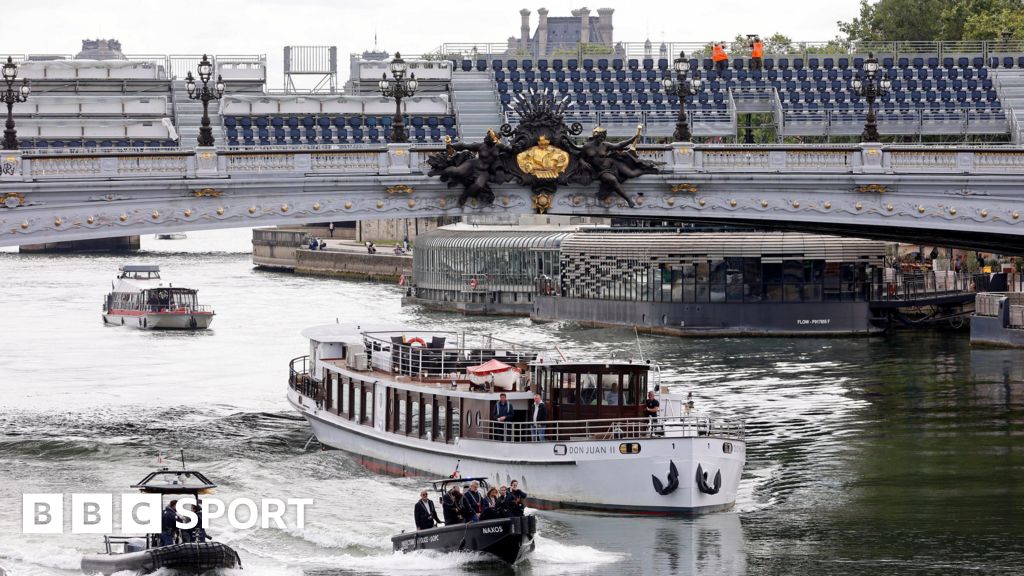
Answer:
478;415;745;443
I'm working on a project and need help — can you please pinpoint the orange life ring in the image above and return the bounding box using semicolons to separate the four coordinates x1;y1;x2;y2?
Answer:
405;336;426;347
469;278;479;289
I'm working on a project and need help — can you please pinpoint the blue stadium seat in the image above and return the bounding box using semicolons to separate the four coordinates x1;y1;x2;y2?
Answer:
552;59;564;71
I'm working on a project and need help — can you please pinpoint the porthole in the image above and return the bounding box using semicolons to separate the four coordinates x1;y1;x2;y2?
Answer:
465;412;473;429
476;411;482;427
723;442;733;454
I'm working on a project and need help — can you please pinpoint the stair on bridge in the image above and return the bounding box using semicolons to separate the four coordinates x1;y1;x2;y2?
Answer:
992;68;1024;143
172;79;224;146
451;71;504;142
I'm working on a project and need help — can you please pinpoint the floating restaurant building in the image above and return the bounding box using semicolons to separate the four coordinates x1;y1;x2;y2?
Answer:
407;227;890;335
534;231;887;335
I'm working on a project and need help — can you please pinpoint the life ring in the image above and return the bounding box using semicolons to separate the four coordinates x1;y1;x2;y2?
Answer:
405;336;426;347
469;278;479;289
398;274;406;286
887;284;897;296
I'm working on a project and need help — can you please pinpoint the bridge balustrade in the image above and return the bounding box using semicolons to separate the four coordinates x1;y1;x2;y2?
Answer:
7;142;1024;183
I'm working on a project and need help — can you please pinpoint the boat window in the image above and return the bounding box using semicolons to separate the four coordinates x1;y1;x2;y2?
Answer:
601;373;620;406
465;410;473;430
363;386;373;425
437;400;446;442
410;394;420;436
397;391;407;434
341;377;350;416
425;400;434;439
580;373;598;406
556;371;577;405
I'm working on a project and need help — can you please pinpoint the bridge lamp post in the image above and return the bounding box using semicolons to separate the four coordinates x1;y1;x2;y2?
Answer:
185;54;225;147
2;57;31;150
851;52;891;143
661;51;703;142
379;52;418;143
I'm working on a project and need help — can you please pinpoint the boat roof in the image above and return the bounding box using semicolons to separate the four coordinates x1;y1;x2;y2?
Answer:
131;468;217;494
120;264;160;273
429;476;490;491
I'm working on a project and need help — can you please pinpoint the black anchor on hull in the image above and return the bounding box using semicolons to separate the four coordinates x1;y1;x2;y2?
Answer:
695;463;722;495
651;460;680;495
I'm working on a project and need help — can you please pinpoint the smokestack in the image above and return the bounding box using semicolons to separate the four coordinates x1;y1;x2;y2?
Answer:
520;9;532;52
597;8;614;45
538;8;549;57
578;7;591;44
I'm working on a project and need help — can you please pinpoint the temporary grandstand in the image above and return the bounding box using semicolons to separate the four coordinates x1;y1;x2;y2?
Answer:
6;38;1024;149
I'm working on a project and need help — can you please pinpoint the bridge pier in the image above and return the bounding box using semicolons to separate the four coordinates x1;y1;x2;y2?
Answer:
19;235;140;254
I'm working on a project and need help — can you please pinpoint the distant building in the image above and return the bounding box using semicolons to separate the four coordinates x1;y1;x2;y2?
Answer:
510;7;615;56
76;39;125;60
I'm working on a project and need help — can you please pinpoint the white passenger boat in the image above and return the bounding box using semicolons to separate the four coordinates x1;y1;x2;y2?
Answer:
102;265;215;330
288;324;746;514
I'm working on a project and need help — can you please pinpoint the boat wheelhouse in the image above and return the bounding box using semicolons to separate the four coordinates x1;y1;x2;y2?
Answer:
102;265;215;330
288;323;746;514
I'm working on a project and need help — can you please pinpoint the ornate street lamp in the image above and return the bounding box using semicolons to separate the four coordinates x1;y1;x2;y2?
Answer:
2;57;31;150
185;54;225;147
851;52;891;143
379;52;419;143
661;51;703;142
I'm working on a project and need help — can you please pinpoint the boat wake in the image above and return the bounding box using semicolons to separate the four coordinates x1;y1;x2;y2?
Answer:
0;542;83;571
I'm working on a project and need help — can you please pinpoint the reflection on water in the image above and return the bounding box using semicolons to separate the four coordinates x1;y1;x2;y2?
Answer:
1;229;1023;576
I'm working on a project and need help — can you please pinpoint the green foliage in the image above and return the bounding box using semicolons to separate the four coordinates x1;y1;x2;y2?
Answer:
838;0;1024;41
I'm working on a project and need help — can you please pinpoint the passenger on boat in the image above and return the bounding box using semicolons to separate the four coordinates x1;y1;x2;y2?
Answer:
480;487;505;520
160;500;181;546
181;503;207;543
492;393;514;441
463;480;483;522
441;485;465;525
506;481;528;517
530;394;547;441
414;489;442;530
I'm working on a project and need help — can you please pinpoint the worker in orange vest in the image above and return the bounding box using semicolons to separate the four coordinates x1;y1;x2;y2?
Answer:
750;36;764;70
712;42;729;73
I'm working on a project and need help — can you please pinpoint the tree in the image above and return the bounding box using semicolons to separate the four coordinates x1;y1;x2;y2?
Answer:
839;0;1024;41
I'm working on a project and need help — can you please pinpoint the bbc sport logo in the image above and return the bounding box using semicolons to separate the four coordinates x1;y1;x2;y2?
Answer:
22;493;313;534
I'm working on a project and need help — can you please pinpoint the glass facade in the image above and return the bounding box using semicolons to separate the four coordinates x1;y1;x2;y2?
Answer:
412;228;573;305
558;232;887;304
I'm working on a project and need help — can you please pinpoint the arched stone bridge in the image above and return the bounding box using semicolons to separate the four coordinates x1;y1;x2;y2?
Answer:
2;142;1024;252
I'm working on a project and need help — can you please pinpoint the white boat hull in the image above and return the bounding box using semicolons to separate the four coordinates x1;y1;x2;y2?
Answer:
288;389;744;514
102;312;214;330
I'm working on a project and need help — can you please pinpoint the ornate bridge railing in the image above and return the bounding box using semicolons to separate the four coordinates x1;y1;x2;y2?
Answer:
6;143;1024;185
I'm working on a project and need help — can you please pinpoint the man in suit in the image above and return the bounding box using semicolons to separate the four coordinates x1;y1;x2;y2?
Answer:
530;393;547;441
492;393;514;441
462;480;483;522
414;489;442;530
441;485;464;525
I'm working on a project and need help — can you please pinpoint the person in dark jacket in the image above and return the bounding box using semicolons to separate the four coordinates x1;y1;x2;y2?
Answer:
530;393;548;441
160;500;181;546
462;480;483;522
506;480;528;517
414;489;442;530
492;393;514;441
441;485;464;525
480;487;505;520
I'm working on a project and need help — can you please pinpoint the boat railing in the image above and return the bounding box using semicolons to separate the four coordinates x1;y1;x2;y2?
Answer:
479;415;745;443
141;304;214;313
289;355;318;398
361;330;544;380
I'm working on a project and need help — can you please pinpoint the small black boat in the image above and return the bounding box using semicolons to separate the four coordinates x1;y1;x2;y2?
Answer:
391;477;537;565
80;460;242;575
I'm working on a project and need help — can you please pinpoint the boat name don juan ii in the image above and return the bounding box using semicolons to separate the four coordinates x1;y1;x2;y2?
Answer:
288;323;746;514
102;264;215;330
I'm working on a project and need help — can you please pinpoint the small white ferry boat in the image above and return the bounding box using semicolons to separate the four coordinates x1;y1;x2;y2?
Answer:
102;265;215;330
288;324;746;514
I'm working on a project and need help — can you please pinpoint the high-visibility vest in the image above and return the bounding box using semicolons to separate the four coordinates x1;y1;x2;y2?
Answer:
712;44;727;62
752;41;764;58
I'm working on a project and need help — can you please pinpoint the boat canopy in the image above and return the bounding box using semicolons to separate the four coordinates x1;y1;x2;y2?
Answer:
130;468;217;495
120;264;160;273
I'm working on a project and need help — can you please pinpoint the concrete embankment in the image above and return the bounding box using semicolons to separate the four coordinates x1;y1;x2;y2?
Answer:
253;227;411;282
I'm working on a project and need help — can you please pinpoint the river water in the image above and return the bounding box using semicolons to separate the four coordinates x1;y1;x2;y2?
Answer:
1;230;1022;576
